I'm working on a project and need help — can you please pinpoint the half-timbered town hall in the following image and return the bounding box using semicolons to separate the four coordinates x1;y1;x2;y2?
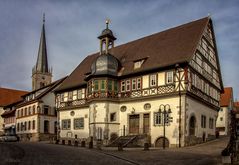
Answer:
55;17;223;147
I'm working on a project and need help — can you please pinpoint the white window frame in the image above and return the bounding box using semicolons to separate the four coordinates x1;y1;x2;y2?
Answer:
74;118;84;129
62;119;71;130
166;71;174;84
136;78;141;90
121;80;125;92
154;112;162;125
132;79;136;91
126;80;130;91
149;74;157;87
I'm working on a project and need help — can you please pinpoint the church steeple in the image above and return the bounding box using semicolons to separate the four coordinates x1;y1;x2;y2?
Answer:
32;14;52;90
35;13;49;73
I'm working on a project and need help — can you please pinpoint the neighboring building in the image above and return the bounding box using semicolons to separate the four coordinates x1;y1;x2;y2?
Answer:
1;100;24;135
15;78;66;141
0;88;28;135
15;16;66;141
234;102;239;136
55;17;223;147
216;87;234;135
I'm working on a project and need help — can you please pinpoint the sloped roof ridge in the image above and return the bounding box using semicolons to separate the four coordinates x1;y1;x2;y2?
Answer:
112;16;209;51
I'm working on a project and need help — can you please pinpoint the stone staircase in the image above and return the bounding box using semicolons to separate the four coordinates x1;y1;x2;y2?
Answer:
107;135;138;147
107;135;149;147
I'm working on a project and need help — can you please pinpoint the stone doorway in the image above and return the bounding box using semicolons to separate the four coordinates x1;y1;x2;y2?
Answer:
155;137;169;147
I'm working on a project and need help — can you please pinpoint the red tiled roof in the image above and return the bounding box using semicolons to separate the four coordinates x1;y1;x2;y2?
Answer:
220;87;233;107
0;88;28;106
56;17;210;92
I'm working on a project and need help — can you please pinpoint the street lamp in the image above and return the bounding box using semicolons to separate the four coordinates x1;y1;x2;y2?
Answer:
159;104;172;149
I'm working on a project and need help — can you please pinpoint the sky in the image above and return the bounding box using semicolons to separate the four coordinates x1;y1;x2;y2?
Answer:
0;0;238;100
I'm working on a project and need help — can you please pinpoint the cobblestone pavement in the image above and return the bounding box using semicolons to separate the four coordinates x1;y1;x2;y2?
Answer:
101;137;229;165
0;137;229;165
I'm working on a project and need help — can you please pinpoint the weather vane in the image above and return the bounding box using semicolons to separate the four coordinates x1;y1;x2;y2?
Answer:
106;18;111;29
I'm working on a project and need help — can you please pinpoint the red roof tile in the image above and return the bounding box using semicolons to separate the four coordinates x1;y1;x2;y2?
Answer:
220;87;233;107
0;88;28;106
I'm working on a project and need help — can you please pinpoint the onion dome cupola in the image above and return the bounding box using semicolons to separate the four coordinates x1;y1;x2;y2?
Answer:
91;19;120;76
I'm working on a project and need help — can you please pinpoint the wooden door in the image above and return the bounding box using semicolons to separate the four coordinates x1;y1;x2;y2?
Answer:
143;114;150;134
129;115;139;134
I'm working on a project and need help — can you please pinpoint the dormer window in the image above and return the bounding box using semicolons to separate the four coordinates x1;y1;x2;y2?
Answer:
134;59;145;69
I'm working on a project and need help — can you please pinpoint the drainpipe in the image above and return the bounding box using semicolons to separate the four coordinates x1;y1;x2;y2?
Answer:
176;64;182;148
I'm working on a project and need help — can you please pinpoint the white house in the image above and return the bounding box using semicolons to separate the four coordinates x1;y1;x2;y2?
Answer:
216;87;234;135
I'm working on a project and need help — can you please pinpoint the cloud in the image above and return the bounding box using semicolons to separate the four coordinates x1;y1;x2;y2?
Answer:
0;0;238;99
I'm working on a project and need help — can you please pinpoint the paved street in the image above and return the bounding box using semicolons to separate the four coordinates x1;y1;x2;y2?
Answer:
0;137;229;165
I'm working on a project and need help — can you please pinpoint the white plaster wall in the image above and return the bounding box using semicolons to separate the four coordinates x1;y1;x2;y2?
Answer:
119;96;180;146
142;75;149;89
89;102;120;140
158;72;165;86
39;115;57;134
216;107;228;135
60;107;89;139
186;97;218;138
16;115;38;134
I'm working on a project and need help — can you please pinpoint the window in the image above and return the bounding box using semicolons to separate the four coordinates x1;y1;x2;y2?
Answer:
44;120;49;133
60;94;64;102
154;112;162;125
28;121;31;130
44;106;49;115
201;115;206;128
101;80;105;91
73;90;77;100
78;90;82;99
150;74;157;87
74;118;84;129
132;79;136;90
68;91;73;101
25;108;27;116
137;78;141;90
17;110;20;117
21;109;23;116
17;123;19;132
24;121;27;131
134;60;145;69
166;71;174;84
88;81;93;94
94;80;99;91
62;119;71;130
28;107;31;115
33;105;36;114
126;80;130;91
32;120;35;130
114;81;118;91
121;81;125;92
20;122;23;131
110;113;116;122
64;92;68;102
209;118;214;129
220;117;223;121
108;80;112;91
